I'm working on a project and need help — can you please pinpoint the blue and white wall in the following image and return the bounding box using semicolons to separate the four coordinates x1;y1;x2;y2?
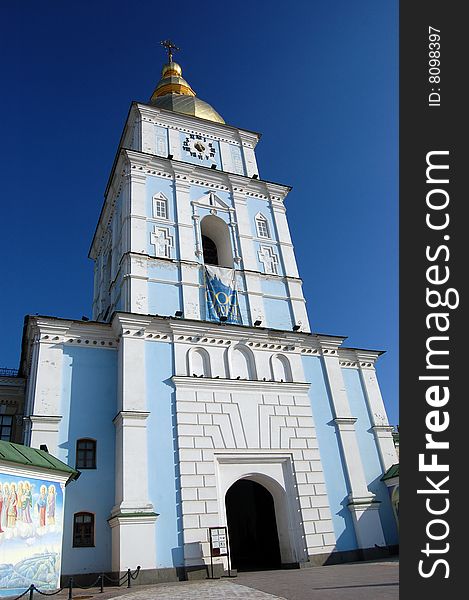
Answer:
58;346;117;574
90;103;309;332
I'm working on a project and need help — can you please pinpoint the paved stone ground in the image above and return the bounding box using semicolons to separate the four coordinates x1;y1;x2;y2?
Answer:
4;560;398;599
106;580;285;599
237;560;399;600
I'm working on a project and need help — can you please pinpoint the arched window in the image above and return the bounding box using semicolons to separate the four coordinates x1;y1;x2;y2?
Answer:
230;344;257;380
188;347;212;377
271;354;293;382
73;512;95;547
255;213;270;239
200;215;233;268
76;439;97;469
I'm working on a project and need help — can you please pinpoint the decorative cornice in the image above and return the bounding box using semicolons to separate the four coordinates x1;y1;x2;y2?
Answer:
347;495;380;508
28;415;62;424
172;375;310;394
113;411;151;426
27;316;118;348
135;101;261;146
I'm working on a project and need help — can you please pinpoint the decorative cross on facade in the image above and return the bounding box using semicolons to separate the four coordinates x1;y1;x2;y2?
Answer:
258;246;279;275
160;39;180;63
151;227;173;258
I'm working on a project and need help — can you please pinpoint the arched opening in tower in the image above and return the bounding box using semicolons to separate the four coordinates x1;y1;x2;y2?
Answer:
200;215;233;268
202;235;219;266
225;479;281;571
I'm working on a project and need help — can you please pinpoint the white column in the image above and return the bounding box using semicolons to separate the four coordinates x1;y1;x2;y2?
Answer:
270;198;299;279
320;341;386;548
109;316;157;571
356;352;398;472
286;278;310;332
175;175;196;262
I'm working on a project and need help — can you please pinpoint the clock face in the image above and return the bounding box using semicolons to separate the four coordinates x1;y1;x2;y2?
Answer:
182;134;217;162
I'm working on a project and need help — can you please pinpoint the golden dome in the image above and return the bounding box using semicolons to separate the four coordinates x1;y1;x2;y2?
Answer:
150;62;225;124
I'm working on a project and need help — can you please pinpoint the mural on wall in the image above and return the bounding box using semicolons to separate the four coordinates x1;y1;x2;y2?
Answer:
0;472;64;595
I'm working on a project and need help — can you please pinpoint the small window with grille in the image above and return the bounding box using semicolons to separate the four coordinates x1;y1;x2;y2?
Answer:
76;439;97;469
73;512;95;547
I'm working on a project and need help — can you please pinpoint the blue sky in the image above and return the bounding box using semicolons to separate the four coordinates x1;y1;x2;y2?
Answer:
0;0;398;425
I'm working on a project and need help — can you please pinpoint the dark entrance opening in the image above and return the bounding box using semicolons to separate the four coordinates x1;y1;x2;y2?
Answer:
225;479;282;571
202;235;219;266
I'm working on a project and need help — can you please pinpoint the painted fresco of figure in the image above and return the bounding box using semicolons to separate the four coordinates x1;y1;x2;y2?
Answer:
0;482;4;533
7;482;18;528
17;481;24;522
22;480;33;524
2;483;9;529
37;484;47;527
47;484;56;525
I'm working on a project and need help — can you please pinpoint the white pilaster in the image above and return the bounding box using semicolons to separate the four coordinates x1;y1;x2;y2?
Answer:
270;198;299;279
27;326;68;455
319;339;385;548
110;316;157;571
356;351;398;472
141;118;155;155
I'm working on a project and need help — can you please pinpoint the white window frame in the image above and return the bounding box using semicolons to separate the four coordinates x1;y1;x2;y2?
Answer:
152;192;169;220
255;213;270;239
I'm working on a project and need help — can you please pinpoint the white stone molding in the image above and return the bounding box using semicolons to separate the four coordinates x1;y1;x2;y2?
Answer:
226;343;258;380
254;212;271;239
354;350;398;472
136;102;261;151
193;191;231;212
172;376;310;394
214;453;308;566
27;415;63;455
108;511;158;571
187;346;212;378
347;498;386;549
192;209;203;257
150;226;173;258
270;353;293;382
228;210;241;264
152;191;169;220
258;245;279;275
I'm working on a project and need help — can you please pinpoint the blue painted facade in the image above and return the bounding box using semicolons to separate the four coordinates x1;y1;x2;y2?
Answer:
145;341;183;568
302;356;358;551
342;369;399;546
58;347;117;574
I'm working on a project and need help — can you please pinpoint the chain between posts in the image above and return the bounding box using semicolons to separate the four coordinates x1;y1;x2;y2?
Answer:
12;566;141;599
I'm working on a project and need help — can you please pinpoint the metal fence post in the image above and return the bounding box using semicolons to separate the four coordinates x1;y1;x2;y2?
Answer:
127;568;131;588
28;584;34;600
68;577;73;600
100;573;104;593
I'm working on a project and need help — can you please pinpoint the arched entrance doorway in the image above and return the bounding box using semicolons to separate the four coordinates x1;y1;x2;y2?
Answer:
225;479;281;571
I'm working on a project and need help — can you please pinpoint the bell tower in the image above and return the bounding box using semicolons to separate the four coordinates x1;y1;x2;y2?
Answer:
20;41;398;578
90;43;310;333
